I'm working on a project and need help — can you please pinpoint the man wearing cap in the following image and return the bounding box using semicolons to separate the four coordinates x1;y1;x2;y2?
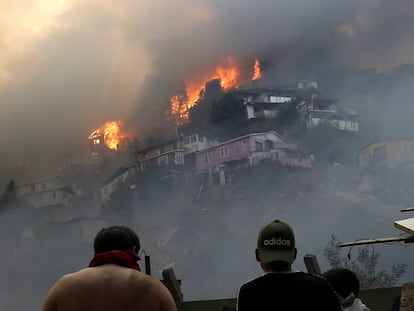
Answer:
237;220;341;310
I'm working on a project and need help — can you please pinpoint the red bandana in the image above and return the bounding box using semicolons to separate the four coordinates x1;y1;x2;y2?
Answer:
89;250;141;271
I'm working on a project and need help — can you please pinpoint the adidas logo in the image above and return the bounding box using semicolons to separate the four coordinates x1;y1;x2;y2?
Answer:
263;237;291;246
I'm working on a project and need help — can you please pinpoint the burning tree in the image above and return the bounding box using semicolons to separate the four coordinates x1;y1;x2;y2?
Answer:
170;57;262;124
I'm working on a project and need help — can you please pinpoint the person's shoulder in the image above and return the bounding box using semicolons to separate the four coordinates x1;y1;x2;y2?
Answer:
294;271;334;285
57;267;97;282
46;268;92;292
42;269;87;309
126;269;168;292
240;274;266;288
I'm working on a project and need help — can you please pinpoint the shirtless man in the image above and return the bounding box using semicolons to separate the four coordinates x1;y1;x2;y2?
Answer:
42;226;177;311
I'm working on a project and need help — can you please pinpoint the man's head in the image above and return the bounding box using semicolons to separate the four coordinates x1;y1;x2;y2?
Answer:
255;219;297;265
93;226;140;254
322;267;360;299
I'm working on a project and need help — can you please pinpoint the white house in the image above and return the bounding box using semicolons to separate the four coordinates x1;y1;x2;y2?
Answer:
16;176;76;208
240;88;297;120
297;79;318;91
181;133;218;154
306;98;359;132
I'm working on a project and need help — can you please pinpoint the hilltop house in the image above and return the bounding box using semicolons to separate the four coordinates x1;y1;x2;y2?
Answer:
15;176;76;208
297;79;318;91
306;98;359;132
195;131;311;184
135;140;186;178
359;137;414;169
100;133;216;202
181;133;218;154
180;132;218;170
240;87;298;120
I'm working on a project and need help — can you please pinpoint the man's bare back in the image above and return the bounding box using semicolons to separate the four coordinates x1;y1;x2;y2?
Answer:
42;264;177;311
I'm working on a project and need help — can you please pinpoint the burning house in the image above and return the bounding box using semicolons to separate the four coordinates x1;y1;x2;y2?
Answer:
88;120;133;156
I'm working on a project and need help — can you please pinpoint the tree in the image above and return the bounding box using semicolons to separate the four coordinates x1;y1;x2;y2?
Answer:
273;99;303;138
188;80;223;131
209;90;247;139
0;179;17;208
323;235;406;289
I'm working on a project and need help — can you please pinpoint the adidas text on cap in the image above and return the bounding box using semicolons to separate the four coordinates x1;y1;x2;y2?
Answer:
257;219;296;264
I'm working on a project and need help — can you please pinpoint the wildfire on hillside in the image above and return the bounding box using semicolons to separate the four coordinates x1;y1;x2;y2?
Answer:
88;120;129;151
170;57;262;123
252;58;262;80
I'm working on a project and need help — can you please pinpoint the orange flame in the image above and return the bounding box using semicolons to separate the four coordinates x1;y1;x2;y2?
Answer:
252;58;262;80
171;56;244;123
215;56;240;89
89;120;127;150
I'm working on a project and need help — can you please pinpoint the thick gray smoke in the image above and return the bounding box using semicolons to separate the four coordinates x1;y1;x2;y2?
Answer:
2;1;414;310
2;0;414;184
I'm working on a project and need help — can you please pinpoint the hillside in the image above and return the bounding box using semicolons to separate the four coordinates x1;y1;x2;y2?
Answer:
103;162;414;300
1;162;413;311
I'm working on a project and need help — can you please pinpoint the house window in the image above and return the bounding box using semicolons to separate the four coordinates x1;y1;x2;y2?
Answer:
255;141;264;151
405;140;414;151
220;146;229;157
158;155;169;165
184;136;190;144
175;153;184;164
265;140;273;150
205;151;212;162
269;95;277;103
190;134;197;142
198;135;204;142
242;140;247;151
373;146;387;162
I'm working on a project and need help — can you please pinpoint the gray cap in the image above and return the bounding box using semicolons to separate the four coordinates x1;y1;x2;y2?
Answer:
257;220;296;264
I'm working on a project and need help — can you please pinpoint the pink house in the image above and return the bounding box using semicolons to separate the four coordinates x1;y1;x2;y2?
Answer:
195;131;311;175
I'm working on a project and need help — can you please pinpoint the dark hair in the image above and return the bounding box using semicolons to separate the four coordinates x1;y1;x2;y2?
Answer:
93;226;140;254
322;267;360;298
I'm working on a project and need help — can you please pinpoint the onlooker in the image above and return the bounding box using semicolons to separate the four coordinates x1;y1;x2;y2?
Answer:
237;219;342;310
42;225;177;311
322;267;370;311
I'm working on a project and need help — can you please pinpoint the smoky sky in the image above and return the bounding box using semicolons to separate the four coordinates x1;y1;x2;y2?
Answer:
2;0;414;184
